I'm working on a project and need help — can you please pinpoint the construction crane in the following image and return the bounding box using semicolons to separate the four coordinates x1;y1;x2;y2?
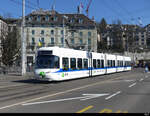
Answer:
86;0;92;17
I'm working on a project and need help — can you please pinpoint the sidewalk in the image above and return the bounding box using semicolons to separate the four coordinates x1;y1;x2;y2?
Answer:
0;72;34;80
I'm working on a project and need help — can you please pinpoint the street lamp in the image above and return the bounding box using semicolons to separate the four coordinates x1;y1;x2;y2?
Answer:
21;0;26;76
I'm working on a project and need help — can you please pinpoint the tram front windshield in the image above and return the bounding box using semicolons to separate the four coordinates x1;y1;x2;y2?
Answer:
36;55;59;69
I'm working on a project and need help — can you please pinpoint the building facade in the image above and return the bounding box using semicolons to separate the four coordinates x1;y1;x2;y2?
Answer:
145;24;150;49
98;24;147;53
22;9;97;65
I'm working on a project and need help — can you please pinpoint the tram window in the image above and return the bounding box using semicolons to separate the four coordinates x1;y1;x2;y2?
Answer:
36;55;59;69
62;57;69;70
121;61;123;67
113;60;115;67
120;61;121;67
127;61;129;66
111;60;113;67
93;59;96;69
101;60;104;68
83;59;88;69
54;56;60;68
97;60;100;68
77;58;83;69
109;60;111;67
125;61;127;66
118;61;120;67
107;60;109;67
70;58;76;70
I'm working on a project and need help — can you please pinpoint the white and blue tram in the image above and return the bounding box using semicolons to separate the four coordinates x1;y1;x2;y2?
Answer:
34;47;131;81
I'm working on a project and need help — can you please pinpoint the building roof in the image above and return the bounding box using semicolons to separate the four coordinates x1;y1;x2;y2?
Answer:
25;9;96;29
4;18;19;24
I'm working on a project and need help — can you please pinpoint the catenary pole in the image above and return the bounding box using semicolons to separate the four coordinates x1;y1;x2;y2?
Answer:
21;0;26;76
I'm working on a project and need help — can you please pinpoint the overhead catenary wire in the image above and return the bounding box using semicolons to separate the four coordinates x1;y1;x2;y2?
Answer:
9;0;36;10
26;0;38;8
115;0;134;24
102;0;132;24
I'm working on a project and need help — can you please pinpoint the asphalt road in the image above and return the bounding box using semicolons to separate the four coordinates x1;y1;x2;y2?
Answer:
0;68;149;113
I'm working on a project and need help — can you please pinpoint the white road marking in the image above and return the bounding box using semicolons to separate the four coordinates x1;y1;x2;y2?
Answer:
22;93;109;106
139;78;144;82
0;75;132;110
105;91;121;100
124;80;134;82
112;80;134;83
145;76;148;78
80;93;109;101
0;78;118;110
128;83;136;88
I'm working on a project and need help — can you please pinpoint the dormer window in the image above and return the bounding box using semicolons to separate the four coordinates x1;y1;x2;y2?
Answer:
29;16;32;21
26;18;29;21
37;16;41;21
71;18;75;23
34;17;37;21
51;17;54;21
78;18;83;24
54;16;58;21
46;16;49;21
42;17;46;21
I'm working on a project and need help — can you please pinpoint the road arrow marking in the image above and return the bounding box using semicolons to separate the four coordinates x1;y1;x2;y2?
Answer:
105;91;121;100
140;78;144;81
22;93;109;106
124;80;134;82
128;83;136;88
81;94;110;100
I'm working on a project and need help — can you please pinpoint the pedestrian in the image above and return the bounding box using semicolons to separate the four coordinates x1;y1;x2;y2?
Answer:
28;63;32;72
145;63;149;73
2;66;6;75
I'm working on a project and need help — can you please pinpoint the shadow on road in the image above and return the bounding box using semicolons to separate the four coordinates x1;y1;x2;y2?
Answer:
12;79;61;85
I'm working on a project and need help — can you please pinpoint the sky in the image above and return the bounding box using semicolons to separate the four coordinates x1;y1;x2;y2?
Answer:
0;0;150;26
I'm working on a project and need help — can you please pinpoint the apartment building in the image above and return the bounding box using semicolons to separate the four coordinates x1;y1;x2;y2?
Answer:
98;24;147;53
145;24;150;49
21;9;97;65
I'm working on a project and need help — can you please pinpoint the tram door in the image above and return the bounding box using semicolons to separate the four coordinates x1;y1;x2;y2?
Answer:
88;52;92;77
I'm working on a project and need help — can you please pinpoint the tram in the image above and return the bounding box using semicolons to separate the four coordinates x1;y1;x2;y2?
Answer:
34;47;131;81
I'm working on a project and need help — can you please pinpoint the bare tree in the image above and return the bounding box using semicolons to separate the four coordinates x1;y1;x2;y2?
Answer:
0;26;21;66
